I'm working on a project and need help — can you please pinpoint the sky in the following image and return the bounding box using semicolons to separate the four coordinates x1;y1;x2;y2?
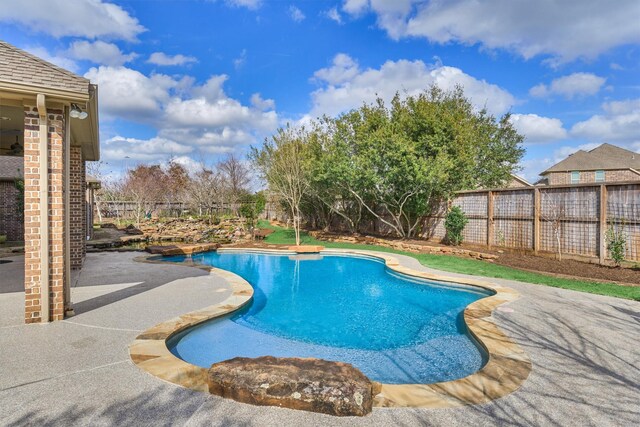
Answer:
0;0;639;182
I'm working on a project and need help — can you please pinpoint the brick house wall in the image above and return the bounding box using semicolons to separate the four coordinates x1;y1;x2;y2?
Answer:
547;169;640;185
506;177;530;188
23;105;67;322
0;179;23;241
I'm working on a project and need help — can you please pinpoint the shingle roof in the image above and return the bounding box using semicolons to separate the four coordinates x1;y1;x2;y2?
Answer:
0;41;89;94
541;143;640;174
0;155;23;180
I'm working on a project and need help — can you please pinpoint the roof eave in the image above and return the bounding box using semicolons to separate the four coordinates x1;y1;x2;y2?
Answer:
0;79;90;102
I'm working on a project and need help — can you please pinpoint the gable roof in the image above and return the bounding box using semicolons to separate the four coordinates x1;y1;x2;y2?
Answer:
0;41;89;95
510;173;532;187
0;155;23;180
541;143;640;175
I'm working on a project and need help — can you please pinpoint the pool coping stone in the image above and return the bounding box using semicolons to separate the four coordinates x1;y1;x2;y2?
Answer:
130;248;531;409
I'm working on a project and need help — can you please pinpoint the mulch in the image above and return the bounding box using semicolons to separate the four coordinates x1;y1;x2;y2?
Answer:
493;252;640;286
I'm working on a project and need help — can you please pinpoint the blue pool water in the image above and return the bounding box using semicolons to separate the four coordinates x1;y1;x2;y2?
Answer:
164;251;492;384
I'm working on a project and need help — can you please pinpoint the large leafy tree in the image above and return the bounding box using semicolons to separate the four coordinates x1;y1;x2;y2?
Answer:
305;85;524;238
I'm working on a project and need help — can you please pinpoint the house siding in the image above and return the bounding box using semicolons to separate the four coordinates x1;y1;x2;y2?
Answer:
547;169;640;185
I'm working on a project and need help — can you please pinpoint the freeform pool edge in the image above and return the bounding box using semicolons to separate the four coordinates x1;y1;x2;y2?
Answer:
129;248;531;409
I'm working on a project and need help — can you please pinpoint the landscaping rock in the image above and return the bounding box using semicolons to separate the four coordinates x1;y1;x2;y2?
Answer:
207;356;378;416
146;243;220;256
288;245;324;253
124;224;144;235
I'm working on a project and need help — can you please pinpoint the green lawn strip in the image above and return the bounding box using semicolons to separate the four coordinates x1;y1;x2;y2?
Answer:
258;221;640;301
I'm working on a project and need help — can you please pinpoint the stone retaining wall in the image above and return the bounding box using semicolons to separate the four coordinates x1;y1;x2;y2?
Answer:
308;231;497;261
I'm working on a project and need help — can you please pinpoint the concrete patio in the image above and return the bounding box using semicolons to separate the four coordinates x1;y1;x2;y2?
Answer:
0;251;638;426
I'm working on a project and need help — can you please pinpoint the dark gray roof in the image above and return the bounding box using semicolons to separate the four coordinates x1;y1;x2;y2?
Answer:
0;155;23;180
0;41;89;94
541;143;640;175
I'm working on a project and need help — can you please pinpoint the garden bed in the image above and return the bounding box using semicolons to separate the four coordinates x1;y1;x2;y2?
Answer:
495;252;640;286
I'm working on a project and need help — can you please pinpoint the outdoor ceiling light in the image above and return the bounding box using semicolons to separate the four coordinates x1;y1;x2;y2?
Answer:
70;103;88;120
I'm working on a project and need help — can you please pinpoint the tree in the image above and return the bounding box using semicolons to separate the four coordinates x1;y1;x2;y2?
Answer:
444;206;468;245
187;162;225;220
239;192;266;238
304;86;524;238
250;126;310;246
165;159;190;216
122;164;167;226
219;154;251;212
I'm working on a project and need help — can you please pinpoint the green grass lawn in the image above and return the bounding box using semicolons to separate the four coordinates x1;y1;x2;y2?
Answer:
257;220;640;301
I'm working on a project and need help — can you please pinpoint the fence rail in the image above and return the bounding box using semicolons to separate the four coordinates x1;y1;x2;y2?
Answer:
422;182;640;263
96;200;280;221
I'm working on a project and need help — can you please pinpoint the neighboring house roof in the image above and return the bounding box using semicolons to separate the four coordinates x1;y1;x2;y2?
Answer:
0;41;89;95
0;155;23;180
509;173;532;187
541;143;640;175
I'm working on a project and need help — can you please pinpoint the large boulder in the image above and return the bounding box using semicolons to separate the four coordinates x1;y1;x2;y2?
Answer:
207;356;378;416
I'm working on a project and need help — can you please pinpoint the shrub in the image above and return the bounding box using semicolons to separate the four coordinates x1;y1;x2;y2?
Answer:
606;222;626;266
239;192;267;235
445;206;468;246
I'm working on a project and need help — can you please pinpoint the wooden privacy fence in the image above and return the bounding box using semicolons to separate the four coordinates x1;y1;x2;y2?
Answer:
96;200;277;220
424;181;640;263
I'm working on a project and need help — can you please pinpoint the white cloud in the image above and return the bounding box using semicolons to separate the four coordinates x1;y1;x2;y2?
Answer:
147;52;198;66
68;40;137;66
165;155;202;173
289;5;305;22
509;114;568;144
224;0;262;10
23;46;79;72
102;136;193;162
518;157;554;183
164;96;277;131
85;66;176;119
530;73;606;99
250;93;276;111
342;0;640;62
0;0;145;41
85;66;279;160
309;54;515;118
324;7;343;24
571;98;640;145
342;0;370;16
312;53;360;85
233;49;247;70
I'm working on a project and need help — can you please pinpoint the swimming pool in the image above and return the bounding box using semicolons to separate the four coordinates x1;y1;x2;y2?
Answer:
163;250;493;384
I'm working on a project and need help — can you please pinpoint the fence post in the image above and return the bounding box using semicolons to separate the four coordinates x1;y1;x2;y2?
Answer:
533;188;540;253
599;184;608;265
487;191;494;247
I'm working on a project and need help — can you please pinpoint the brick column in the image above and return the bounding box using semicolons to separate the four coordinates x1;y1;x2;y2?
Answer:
23;105;42;323
48;109;66;321
23;105;68;323
69;146;84;269
81;159;87;259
